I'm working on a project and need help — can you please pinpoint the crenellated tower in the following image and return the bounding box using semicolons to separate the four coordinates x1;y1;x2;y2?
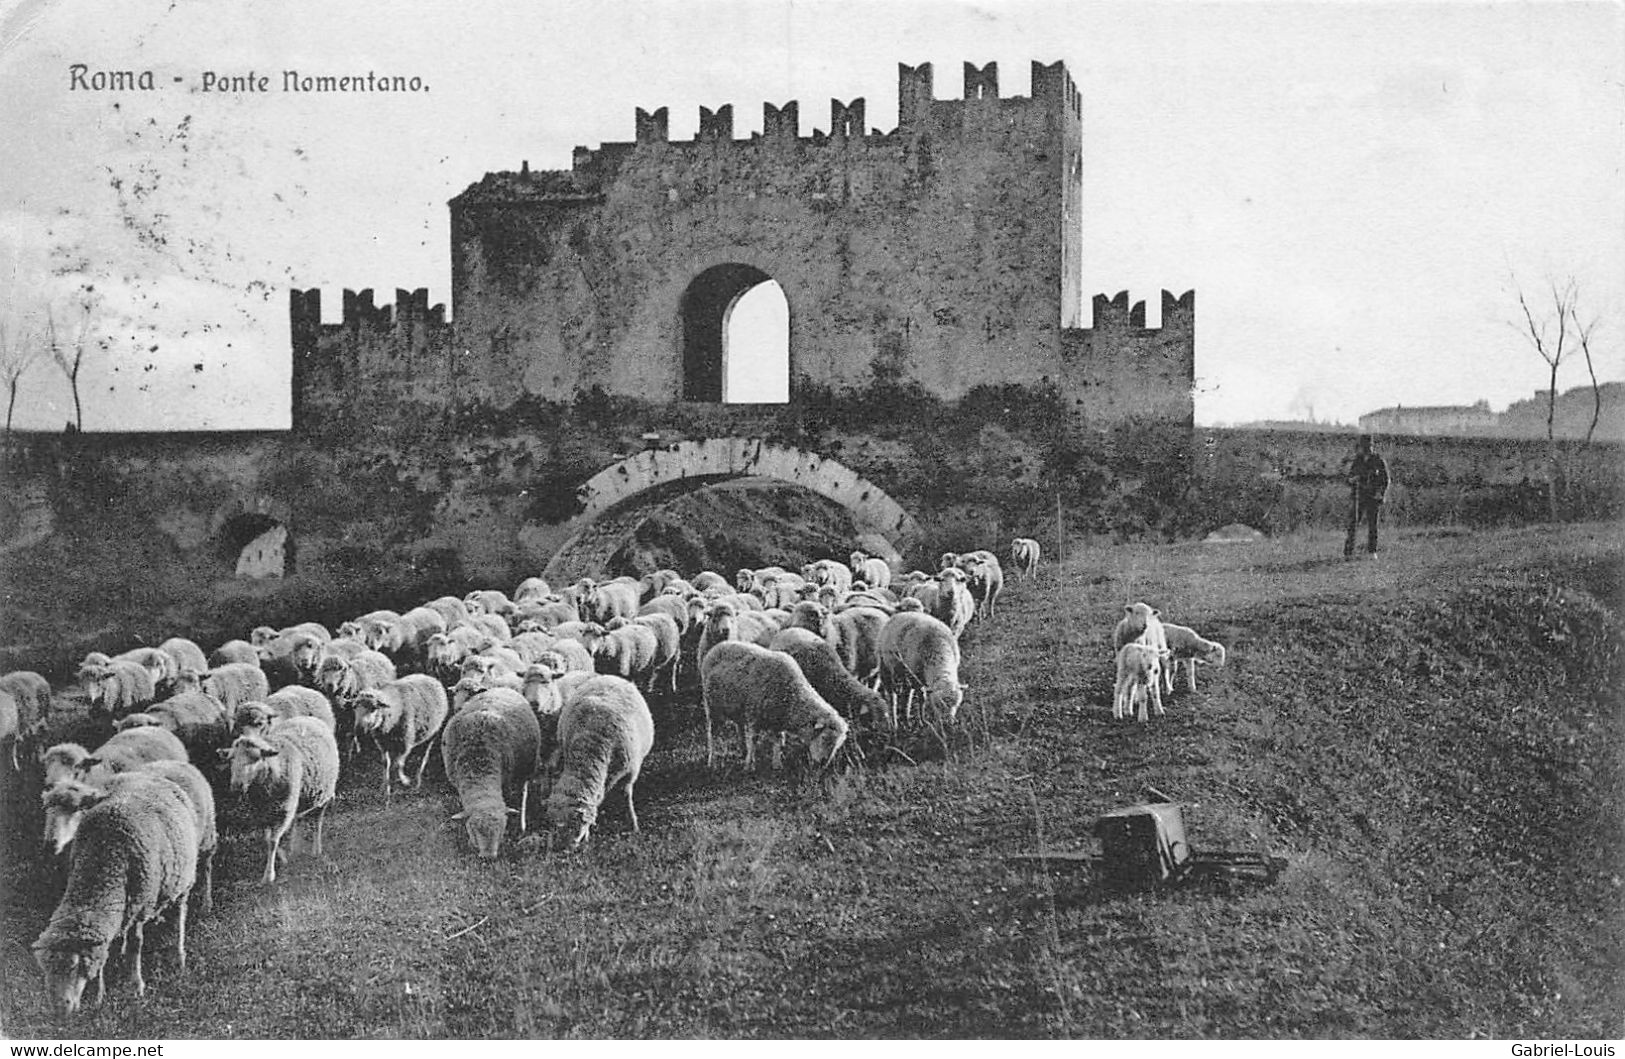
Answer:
293;59;1191;435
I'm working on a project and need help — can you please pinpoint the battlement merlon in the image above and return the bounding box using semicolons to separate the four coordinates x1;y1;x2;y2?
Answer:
1084;289;1196;333
288;287;449;337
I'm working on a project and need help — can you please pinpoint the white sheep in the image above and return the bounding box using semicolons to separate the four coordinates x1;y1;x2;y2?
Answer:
925;567;975;638
200;662;271;715
801;558;853;595
513;576;554;604
830;605;890;687
954;550;1005;620
0;670;52;762
1113;642;1169;723
849;550;892;591
768;627;885;726
584;578;641;625
32;774;198;1017
442;687;540;858
234;685;337;736
112;690;228;766
84;659;157;718
637;593;691;636
696;601;781;672
451;668;524;711
1160;622;1227;693
223;716;340;883
41;760;217;913
691;570;731;595
157;638;208;683
422;594;473;629
77;726;190;787
876;610;966;728
545;675;655;848
207;639;260;668
700;640;848;771
352;674;450;792
0;690;16;772
1112;601;1169;655
1010;537;1041;580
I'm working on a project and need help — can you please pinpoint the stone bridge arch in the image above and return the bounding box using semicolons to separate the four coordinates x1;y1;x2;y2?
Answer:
539;438;921;582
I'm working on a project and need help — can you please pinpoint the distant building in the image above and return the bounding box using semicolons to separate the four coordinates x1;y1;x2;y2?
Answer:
1358;400;1497;436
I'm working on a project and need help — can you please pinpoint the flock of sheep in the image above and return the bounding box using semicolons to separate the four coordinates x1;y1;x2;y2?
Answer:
0;530;1227;1022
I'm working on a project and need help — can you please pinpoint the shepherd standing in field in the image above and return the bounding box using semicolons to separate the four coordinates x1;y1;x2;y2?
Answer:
1344;435;1391;559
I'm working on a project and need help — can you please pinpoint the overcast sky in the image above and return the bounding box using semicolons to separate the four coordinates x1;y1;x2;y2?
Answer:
1;0;1620;431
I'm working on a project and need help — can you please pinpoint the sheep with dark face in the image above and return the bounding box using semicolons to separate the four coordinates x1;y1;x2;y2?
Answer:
352;674;449;793
700;640;848;771
32;774;198;1017
222;716;340;884
441;688;540;858
545;676;655;849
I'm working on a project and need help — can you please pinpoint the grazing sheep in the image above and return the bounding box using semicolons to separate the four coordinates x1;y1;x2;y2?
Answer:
112;690;228;766
545;675;655;848
700;640;848;771
42;760;217;913
78;726;190;787
830;605;890;687
955;550;1005;620
845;548;897;591
1010;537;1041;580
1113;642;1169;723
207;639;259;668
1160;623;1227;693
352;674;450;792
877;611;966;727
84;660;157;718
441;688;540;858
0;670;52;759
768;627;885;726
200;663;271;716
32;775;199;1017
223;717;340;884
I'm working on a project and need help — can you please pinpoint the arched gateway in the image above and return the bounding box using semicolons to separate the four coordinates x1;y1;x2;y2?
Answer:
541;439;921;582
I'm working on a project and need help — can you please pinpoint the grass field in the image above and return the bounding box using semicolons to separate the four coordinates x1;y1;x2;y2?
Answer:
2;522;1621;1039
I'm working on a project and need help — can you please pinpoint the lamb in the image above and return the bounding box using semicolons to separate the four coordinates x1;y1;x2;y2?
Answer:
199;662;271;715
768;627;885;726
700;640;848;771
954;550;1005;620
849;550;893;591
0;670;53;759
84;659;157;718
42;760;217;913
234;685;337;736
1112;602;1169;656
112;689;229;766
544;675;655;848
1113;642;1169;723
352;674;450;792
441;687;540;858
222;716;340;884
1160;623;1227;693
1010;537;1041;580
877;610;967;728
32;774;199;1017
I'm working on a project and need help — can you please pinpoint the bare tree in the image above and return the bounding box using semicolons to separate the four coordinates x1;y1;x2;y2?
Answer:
0;314;43;433
1569;304;1602;447
1512;276;1577;521
46;289;99;432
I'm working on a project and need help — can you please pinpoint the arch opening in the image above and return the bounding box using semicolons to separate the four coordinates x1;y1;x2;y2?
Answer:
219;513;289;579
680;264;789;403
